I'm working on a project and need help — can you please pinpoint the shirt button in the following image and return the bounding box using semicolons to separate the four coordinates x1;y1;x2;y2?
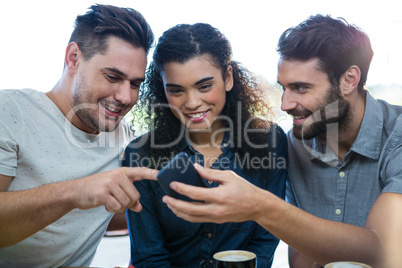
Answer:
207;233;212;239
339;171;345;178
335;209;342;215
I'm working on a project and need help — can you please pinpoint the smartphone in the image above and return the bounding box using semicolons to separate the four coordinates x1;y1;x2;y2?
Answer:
157;152;206;201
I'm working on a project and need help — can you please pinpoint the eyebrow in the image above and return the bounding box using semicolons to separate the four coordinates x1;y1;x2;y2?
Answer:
105;67;145;82
165;76;214;88
277;81;314;87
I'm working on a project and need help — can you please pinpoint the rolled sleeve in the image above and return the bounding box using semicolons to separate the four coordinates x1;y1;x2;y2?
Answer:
380;114;402;194
381;145;402;194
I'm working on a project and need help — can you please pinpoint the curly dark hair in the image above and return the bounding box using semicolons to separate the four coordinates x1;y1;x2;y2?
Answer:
132;23;274;162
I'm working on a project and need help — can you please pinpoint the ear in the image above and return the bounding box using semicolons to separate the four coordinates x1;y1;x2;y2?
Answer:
224;64;234;92
340;65;361;96
64;42;81;74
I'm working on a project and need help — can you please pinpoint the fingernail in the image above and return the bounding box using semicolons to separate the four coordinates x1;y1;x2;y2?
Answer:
170;182;177;190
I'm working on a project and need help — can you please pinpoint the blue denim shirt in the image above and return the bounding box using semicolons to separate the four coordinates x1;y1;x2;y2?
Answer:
287;91;402;227
123;125;288;267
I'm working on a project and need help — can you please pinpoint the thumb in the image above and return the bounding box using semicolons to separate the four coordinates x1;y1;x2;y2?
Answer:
129;200;143;212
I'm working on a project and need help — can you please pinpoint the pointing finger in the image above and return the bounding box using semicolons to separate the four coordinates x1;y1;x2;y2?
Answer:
124;167;158;183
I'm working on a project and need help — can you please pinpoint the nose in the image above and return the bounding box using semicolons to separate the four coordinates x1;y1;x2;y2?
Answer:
114;81;134;106
184;90;202;109
280;89;298;112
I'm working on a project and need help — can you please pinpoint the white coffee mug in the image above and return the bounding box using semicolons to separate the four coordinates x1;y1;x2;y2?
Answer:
200;250;256;268
324;261;372;268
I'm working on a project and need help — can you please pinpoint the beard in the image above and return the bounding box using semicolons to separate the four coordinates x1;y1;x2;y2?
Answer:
290;85;351;140
72;76;123;133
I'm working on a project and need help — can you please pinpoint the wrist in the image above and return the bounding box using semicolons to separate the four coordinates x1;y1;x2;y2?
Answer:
55;180;79;211
253;188;285;227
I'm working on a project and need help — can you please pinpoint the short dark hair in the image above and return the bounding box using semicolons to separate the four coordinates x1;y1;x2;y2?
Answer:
69;4;154;60
277;14;373;91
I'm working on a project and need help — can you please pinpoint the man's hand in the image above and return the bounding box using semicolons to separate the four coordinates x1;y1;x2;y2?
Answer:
68;167;158;213
162;164;266;223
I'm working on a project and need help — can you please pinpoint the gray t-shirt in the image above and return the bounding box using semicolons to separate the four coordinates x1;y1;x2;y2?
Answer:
287;91;402;227
0;88;134;267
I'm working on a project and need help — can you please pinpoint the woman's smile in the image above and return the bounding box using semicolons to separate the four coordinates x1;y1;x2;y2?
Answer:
185;110;209;122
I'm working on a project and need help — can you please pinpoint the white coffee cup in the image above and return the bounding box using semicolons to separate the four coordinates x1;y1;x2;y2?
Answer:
200;250;256;268
324;261;372;268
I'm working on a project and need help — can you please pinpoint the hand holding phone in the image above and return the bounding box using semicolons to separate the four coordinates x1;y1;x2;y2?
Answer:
157;152;206;201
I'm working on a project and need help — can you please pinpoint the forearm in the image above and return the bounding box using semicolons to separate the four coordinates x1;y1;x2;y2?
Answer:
253;190;381;266
0;181;75;248
161;166;384;266
0;167;157;248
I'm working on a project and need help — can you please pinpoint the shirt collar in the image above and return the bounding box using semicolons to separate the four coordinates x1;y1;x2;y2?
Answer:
349;91;383;160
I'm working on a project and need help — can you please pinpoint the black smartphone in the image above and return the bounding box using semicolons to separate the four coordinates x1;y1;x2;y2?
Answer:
157;152;206;201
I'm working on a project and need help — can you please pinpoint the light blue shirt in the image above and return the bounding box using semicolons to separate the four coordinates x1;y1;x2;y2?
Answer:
287;91;402;227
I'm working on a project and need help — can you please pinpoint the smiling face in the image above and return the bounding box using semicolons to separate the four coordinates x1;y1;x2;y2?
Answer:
71;36;147;133
161;54;233;133
278;58;350;140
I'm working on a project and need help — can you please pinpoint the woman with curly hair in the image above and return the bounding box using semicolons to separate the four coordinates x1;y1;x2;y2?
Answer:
123;23;288;267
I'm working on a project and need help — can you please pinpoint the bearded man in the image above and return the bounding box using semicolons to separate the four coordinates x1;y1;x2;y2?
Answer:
161;14;402;268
